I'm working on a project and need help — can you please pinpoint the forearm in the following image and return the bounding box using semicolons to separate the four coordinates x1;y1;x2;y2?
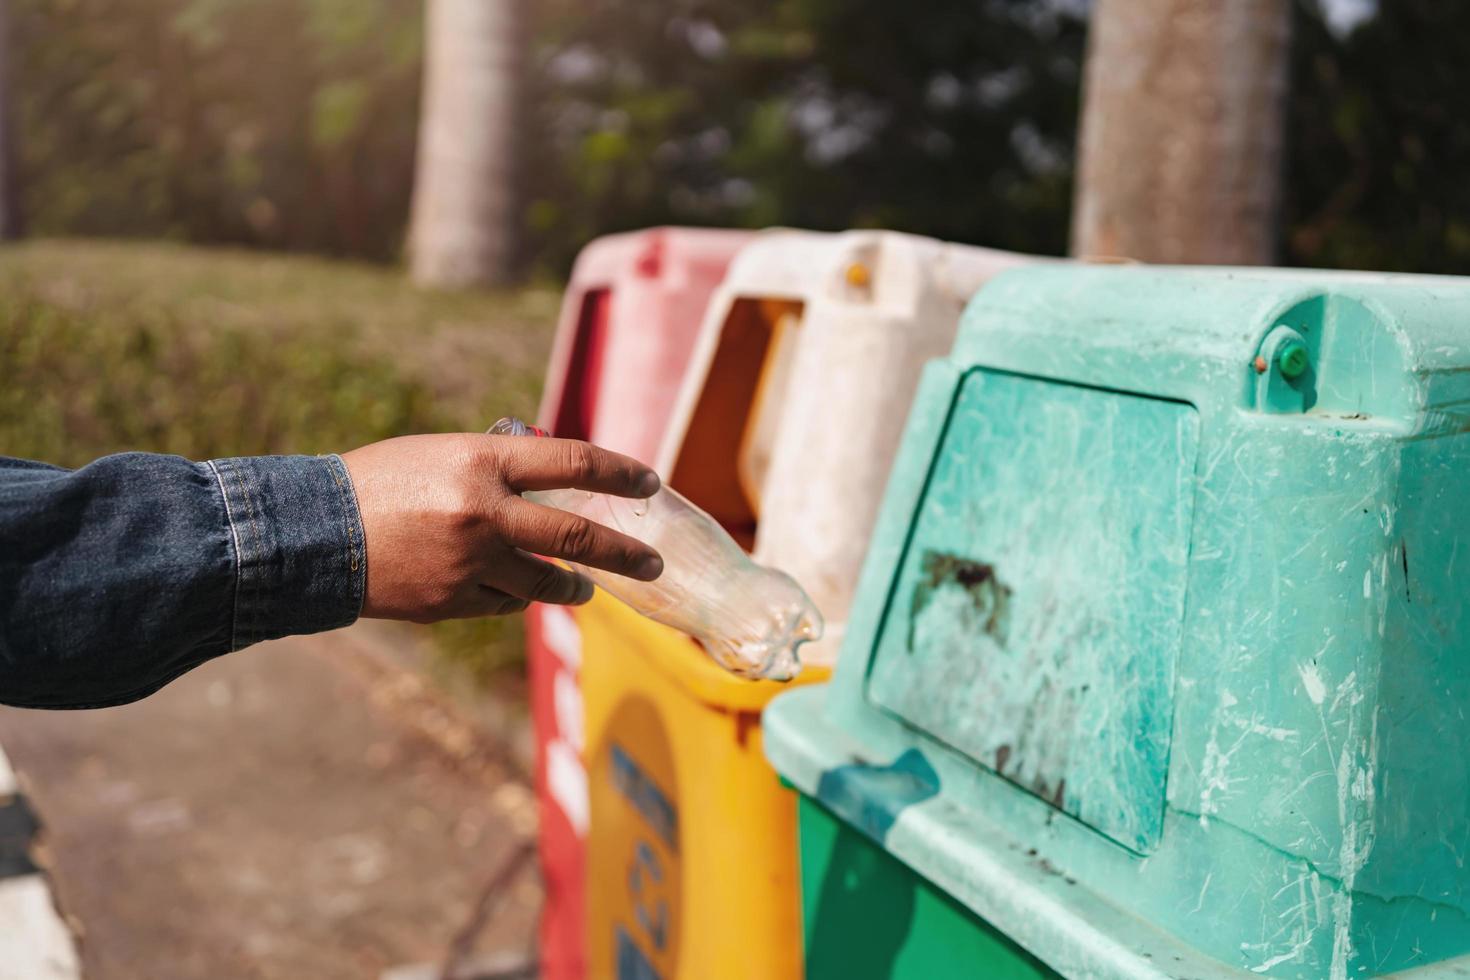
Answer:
0;452;365;709
0;431;665;709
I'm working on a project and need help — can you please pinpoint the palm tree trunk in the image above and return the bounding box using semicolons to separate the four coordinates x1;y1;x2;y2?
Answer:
0;0;21;240
408;0;519;287
1071;0;1292;264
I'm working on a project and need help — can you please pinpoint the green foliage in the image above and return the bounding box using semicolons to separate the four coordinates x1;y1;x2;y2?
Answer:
522;0;1088;271
13;0;1089;270
12;0;423;260
0;239;556;676
11;1;1470;277
429;615;527;688
0;239;553;464
1285;1;1470;273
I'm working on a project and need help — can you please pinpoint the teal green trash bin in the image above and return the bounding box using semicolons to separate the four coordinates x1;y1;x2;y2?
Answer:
764;265;1470;979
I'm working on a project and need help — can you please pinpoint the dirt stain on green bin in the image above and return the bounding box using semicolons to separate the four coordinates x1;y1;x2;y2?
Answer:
908;551;1012;651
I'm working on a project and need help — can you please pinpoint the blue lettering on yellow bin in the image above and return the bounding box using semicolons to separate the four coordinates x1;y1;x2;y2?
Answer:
611;742;679;850
616;924;664;980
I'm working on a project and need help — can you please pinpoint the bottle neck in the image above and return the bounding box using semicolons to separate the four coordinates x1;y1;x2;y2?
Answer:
488;417;550;438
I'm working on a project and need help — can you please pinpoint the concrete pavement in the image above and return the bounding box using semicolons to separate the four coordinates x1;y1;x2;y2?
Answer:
0;623;539;980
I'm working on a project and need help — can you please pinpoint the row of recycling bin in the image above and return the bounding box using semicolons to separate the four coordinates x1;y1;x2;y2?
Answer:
521;226;1470;979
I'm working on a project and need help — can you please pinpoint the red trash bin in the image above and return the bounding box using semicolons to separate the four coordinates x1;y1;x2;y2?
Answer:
524;227;752;980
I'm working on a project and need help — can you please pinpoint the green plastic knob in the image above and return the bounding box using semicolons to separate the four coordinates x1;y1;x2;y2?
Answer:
1277;340;1310;380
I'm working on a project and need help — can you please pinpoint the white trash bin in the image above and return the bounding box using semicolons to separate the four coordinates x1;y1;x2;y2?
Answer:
659;229;1045;665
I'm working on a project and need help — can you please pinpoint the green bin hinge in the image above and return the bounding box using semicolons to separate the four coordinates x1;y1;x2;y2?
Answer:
1277;339;1310;380
1253;325;1315;413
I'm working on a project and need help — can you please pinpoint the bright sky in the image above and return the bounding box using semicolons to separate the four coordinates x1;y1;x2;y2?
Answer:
1319;0;1378;36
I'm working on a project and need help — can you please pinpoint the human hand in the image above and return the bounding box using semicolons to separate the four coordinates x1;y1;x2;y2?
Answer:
341;433;663;622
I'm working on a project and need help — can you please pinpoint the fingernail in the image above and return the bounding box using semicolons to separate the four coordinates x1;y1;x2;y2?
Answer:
637;472;661;496
572;577;595;604
636;554;664;580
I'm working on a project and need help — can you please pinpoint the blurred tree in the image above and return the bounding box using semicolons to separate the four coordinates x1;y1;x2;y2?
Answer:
10;0;1470;278
1284;0;1470;273
409;0;520;287
13;0;422;260
0;0;19;239
1071;0;1292;263
520;0;1088;272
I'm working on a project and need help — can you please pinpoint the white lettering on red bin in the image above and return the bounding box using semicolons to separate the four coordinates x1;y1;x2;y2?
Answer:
554;668;586;753
542;605;583;670
539;604;588;838
547;737;589;836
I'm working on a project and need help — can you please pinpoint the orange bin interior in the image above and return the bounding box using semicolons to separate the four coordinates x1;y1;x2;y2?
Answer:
667;298;804;551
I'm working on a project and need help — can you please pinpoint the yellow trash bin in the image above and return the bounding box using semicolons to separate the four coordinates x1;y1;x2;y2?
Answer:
580;590;829;980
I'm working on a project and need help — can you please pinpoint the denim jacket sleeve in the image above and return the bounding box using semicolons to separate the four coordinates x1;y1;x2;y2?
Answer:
0;452;366;709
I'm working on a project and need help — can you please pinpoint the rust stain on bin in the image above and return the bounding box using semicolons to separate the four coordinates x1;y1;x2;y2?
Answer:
908;551;1013;650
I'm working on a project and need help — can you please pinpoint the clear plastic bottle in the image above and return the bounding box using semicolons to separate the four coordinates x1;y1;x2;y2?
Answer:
490;417;823;680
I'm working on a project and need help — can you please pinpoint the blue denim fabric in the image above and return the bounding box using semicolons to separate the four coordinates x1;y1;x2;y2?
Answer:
0;452;366;709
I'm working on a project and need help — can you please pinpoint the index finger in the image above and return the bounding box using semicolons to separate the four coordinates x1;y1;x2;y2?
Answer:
495;437;661;498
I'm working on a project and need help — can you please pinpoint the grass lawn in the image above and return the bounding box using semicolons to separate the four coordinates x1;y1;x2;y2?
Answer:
0;238;559;682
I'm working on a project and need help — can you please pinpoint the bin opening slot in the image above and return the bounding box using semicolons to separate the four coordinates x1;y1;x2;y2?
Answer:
737;306;803;517
668;298;804;551
549;288;612;441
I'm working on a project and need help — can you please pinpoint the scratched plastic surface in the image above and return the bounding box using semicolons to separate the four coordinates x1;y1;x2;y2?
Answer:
492;417;822;680
868;370;1198;853
764;266;1470;979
